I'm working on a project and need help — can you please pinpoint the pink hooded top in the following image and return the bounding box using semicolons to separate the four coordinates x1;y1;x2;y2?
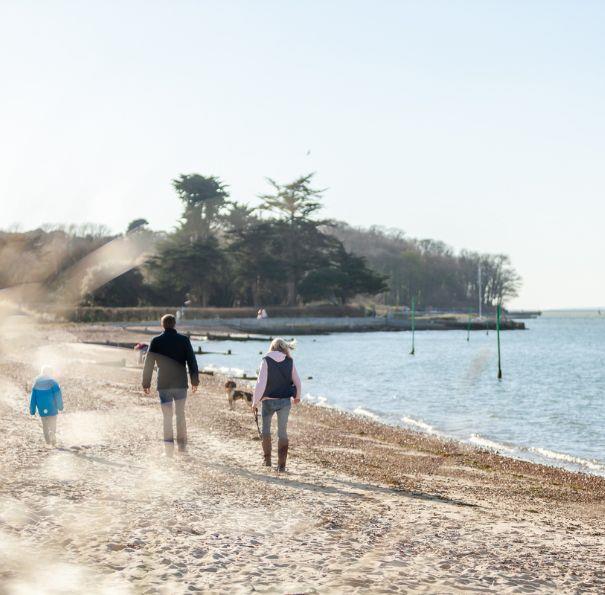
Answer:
252;351;302;408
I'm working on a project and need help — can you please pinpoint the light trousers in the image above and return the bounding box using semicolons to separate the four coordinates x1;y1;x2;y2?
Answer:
261;398;291;440
41;415;57;445
159;390;188;445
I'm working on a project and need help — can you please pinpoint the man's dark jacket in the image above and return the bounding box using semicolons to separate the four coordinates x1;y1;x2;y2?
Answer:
142;328;199;390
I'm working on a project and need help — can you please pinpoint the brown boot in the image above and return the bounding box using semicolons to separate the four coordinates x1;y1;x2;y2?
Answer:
277;439;289;472
262;435;272;467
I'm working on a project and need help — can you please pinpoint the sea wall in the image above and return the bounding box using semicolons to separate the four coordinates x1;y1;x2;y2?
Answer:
40;305;366;323
153;316;524;334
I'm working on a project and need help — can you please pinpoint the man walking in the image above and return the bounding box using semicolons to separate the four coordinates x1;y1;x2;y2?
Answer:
142;314;199;453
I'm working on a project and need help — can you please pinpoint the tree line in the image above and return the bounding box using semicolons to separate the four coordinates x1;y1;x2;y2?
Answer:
1;172;521;310
331;224;521;310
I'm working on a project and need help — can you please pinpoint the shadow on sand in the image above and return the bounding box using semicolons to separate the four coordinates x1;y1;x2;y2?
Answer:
57;446;145;470
55;442;478;509
207;462;479;509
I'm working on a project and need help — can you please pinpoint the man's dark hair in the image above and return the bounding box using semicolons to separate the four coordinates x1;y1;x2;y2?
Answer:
161;314;176;329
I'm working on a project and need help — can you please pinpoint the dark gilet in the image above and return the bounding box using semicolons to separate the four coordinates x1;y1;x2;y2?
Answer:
263;356;296;399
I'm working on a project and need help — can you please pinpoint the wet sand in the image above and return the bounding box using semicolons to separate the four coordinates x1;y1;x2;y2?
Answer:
1;320;604;593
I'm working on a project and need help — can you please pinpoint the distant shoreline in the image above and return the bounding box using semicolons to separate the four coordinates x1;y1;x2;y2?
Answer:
56;316;526;335
542;308;605;317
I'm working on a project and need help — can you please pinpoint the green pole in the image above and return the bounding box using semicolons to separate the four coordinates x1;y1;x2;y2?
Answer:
466;308;472;342
496;303;502;379
410;296;416;355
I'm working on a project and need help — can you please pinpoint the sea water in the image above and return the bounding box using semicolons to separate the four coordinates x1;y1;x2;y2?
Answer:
193;314;605;476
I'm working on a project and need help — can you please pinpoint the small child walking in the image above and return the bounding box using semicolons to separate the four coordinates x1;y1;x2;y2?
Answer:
29;366;63;446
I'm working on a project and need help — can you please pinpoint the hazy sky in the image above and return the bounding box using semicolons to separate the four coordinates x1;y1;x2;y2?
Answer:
2;1;604;309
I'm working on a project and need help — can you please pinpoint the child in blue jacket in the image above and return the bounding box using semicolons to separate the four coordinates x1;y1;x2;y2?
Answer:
29;366;63;446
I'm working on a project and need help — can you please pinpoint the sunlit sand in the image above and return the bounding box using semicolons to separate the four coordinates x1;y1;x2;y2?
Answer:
1;319;603;593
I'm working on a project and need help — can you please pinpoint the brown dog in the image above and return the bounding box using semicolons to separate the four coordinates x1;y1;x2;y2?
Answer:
224;380;253;410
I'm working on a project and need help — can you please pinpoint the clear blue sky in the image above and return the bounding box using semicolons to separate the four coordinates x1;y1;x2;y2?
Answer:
2;1;604;309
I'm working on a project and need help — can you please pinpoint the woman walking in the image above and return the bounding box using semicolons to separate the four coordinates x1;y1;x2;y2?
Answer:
252;338;301;471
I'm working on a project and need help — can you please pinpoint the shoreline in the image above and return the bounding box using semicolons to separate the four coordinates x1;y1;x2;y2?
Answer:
46;323;605;499
326;400;605;479
34;315;527;334
68;324;604;479
2;320;604;592
319;400;605;479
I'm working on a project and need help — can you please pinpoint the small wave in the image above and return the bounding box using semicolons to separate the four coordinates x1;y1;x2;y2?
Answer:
529;447;605;473
401;416;436;434
303;393;333;408
468;434;516;453
202;364;246;377
353;407;382;421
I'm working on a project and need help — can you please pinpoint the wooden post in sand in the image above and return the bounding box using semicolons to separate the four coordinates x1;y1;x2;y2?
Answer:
496;303;503;379
410;296;416;355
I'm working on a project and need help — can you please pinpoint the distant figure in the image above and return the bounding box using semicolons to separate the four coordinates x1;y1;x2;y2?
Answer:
142;314;199;454
134;342;148;365
29;366;63;446
252;338;301;471
257;307;269;320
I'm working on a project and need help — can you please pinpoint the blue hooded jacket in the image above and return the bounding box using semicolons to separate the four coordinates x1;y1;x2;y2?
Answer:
29;375;63;417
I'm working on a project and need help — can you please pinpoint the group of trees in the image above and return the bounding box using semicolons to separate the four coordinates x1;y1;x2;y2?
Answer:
1;172;522;310
0;224;111;290
92;173;388;308
332;224;521;310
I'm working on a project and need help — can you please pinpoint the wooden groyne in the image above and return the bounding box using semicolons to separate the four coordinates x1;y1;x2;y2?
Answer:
83;340;139;350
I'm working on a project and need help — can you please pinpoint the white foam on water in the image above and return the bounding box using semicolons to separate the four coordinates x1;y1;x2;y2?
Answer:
468;434;516;453
202;364;246;377
303;393;334;408
401;416;436;434
353;407;382;421
529;447;605;473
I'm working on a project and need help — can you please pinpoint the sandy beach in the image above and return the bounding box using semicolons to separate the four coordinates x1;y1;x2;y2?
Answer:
1;319;604;594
